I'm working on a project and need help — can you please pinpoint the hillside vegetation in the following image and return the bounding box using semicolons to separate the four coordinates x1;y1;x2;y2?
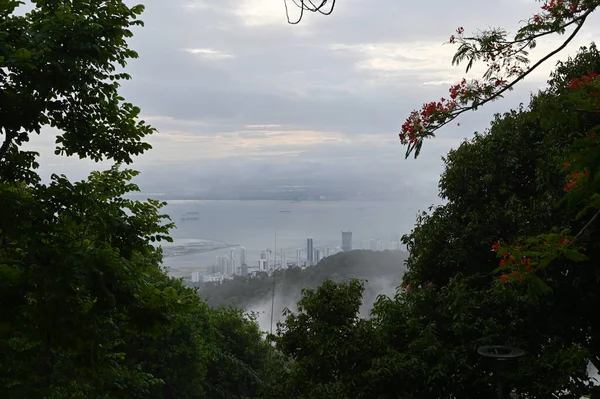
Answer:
199;250;407;329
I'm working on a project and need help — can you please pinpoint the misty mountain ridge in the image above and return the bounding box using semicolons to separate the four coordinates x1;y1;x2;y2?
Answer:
196;250;407;331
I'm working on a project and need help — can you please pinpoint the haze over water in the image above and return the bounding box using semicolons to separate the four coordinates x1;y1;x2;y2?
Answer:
160;199;425;277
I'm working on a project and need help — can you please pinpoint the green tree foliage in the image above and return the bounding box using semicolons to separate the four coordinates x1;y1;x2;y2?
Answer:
0;1;272;398
0;0;153;181
269;279;381;399
392;45;600;398
205;307;272;399
272;46;600;399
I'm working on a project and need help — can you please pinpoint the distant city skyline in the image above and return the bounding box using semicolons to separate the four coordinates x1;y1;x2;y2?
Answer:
188;229;405;284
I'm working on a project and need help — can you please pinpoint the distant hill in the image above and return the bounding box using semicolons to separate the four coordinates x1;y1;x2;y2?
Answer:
197;250;407;330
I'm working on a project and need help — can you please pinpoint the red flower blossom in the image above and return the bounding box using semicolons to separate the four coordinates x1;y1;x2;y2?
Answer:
564;179;577;192
491;241;501;252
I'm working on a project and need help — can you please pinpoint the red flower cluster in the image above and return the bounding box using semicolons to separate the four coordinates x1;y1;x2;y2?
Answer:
399;99;457;145
541;0;589;14
449;78;495;100
500;271;525;285
449;27;465;45
564;170;589;192
399;78;499;145
491;241;501;252
400;3;600;156
568;72;600;111
541;0;561;10
493;240;535;284
532;0;595;29
568;72;600;89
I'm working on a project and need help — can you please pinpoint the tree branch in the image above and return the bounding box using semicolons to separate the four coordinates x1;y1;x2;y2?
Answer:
0;129;15;163
430;8;593;136
575;209;600;241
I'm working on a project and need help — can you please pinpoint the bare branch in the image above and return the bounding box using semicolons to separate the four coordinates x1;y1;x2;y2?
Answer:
575;209;600;241
284;0;335;24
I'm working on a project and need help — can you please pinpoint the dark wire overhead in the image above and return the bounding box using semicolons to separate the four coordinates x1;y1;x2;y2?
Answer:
284;0;336;24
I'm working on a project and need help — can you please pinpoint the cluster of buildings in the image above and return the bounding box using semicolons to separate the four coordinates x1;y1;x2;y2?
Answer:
189;231;403;284
365;234;402;251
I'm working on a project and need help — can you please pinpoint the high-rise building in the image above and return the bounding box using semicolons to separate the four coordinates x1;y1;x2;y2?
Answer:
280;248;286;269
391;234;401;251
216;255;229;274
342;231;352;252
239;247;247;264
258;259;267;271
239;247;247;273
307;238;314;263
259;251;269;271
315;249;321;264
229;248;236;275
296;248;302;267
191;271;202;283
369;239;378;251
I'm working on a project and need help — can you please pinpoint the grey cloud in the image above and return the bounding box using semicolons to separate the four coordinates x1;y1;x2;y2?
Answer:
28;0;600;197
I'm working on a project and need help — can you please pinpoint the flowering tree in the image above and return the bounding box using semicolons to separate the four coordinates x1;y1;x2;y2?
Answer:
400;0;600;158
396;0;600;299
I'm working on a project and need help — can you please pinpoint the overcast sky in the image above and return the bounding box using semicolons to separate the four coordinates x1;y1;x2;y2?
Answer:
27;0;600;198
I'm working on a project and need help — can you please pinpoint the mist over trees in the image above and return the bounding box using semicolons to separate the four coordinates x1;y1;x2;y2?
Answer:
198;250;407;330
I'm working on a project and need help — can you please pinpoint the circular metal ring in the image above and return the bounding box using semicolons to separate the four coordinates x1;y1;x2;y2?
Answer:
477;345;525;359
